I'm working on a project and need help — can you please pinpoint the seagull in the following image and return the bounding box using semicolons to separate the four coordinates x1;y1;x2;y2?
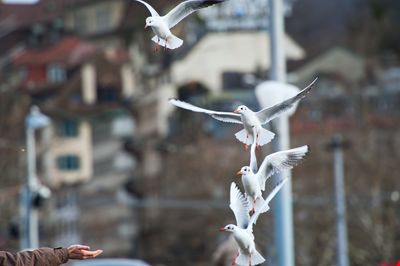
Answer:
219;180;288;266
169;78;317;148
237;142;309;213
133;0;225;50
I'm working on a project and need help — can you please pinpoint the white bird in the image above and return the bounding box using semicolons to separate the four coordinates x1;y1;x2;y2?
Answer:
169;78;317;148
219;180;288;266
133;0;225;49
237;142;309;213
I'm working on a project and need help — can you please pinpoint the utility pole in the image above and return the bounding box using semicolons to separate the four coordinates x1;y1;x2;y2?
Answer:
327;135;350;266
268;0;295;265
21;106;50;250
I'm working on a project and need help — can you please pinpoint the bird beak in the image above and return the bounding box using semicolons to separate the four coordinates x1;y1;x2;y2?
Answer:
144;24;149;29
236;170;242;176
219;228;225;232
233;108;239;113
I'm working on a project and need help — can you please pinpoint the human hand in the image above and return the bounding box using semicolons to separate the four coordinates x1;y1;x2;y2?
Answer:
67;244;103;260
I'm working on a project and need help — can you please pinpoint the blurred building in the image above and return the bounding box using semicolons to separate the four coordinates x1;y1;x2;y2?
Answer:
1;0;400;265
3;19;140;255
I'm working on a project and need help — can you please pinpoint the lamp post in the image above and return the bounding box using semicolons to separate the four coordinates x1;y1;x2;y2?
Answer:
255;81;299;266
21;106;50;250
327;135;350;266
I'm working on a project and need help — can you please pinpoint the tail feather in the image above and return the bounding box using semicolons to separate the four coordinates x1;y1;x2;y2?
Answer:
235;129;254;145
151;35;183;49
235;252;249;266
236;250;265;266
253;198;268;219
251;249;266;265
256;127;275;146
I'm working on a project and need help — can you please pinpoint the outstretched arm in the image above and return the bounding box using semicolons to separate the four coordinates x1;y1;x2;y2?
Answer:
67;244;103;260
0;244;102;266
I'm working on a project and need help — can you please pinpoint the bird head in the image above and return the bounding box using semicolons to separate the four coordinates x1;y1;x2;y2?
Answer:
233;105;248;114
145;17;154;28
219;224;236;233
237;166;251;176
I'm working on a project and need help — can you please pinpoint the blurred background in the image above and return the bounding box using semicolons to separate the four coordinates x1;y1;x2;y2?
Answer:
0;0;400;265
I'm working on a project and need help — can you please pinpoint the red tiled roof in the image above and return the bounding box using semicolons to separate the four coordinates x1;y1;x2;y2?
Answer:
0;0;69;30
13;36;98;66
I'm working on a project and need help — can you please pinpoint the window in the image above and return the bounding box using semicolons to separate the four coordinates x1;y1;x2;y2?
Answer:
97;86;118;102
57;155;80;171
75;13;88;34
96;6;111;32
57;120;79;137
47;64;66;83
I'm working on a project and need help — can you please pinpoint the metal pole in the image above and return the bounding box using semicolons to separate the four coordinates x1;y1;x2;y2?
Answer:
25;124;39;249
268;0;295;265
330;135;349;266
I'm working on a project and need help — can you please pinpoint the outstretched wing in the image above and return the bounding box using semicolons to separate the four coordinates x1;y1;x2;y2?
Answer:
169;98;242;123
249;133;258;173
229;182;250;229
211;114;243;124
247;178;288;232
258;145;309;191
133;0;160;17
255;77;317;124
165;0;225;29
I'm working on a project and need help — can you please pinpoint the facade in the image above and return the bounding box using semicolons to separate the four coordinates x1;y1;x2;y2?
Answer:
8;29;140;256
172;31;305;91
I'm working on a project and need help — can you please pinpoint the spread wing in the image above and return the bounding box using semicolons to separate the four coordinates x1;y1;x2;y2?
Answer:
229;182;250;229
247;178;288;232
249;136;258;173
210;115;243;124
165;0;225;29
169;98;242;123
255;77;317;124
258;145;309;191
133;0;160;17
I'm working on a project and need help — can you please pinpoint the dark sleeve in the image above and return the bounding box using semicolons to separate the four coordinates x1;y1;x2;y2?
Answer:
0;247;69;266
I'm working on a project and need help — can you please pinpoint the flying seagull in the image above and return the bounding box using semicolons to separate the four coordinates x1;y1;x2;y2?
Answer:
169;78;317;148
237;141;309;213
219;180;288;266
133;0;225;49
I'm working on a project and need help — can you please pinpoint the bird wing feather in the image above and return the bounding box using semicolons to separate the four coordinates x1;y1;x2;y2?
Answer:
211;114;243;124
165;0;225;29
247;178;288;232
249;136;258;173
257;145;309;190
168;98;240;119
229;182;250;229
133;0;160;17
255;77;317;124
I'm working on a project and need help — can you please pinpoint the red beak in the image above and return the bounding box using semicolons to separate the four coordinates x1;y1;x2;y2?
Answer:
233;109;239;113
219;227;225;232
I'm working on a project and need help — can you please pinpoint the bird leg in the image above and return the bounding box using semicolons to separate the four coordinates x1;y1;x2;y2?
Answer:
153;37;160;53
250;200;256;215
244;133;249;150
249;255;251;266
231;252;239;265
256;129;260;150
164;37;168;51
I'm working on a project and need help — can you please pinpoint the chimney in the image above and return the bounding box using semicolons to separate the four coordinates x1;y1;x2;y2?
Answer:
81;63;96;104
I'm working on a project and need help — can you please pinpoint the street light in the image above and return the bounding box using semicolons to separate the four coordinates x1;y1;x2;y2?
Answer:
255;81;299;266
327;135;350;266
21;105;51;250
